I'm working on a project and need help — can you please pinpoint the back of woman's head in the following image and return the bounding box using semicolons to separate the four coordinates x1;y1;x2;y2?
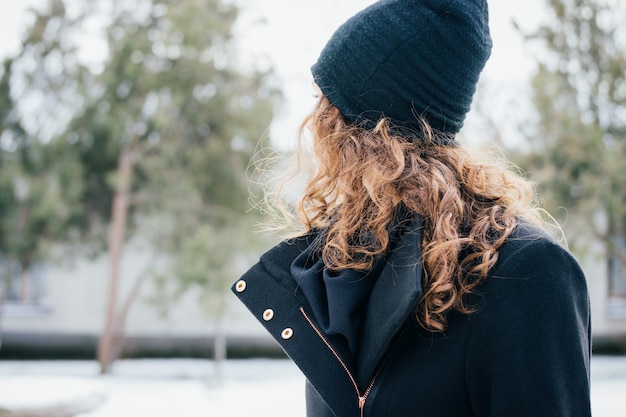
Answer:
263;0;547;331
294;95;545;331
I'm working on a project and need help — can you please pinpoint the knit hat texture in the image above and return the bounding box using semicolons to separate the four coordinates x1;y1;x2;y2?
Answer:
311;0;492;137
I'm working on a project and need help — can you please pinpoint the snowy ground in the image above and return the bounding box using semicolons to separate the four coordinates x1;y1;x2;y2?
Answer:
0;356;624;416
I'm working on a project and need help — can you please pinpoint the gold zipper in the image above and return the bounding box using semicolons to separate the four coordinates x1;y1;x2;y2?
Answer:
300;307;382;417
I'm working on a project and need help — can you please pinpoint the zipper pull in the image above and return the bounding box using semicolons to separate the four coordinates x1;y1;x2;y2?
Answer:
358;396;366;417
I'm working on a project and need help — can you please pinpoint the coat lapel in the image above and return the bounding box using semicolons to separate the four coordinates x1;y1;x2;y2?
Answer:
233;215;424;414
356;215;424;387
234;235;361;417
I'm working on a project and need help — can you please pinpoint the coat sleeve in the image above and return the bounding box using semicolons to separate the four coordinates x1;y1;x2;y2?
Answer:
465;237;592;417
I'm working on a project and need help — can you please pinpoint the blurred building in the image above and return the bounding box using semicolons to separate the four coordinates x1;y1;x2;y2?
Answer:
1;241;626;359
0;243;279;360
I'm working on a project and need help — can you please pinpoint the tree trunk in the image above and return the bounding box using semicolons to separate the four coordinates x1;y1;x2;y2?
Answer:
212;318;226;379
97;149;134;374
214;323;227;362
109;252;156;365
0;258;14;352
19;267;30;304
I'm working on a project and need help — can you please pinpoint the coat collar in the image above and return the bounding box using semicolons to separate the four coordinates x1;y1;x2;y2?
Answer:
356;215;423;386
258;215;424;387
233;215;423;416
243;234;361;416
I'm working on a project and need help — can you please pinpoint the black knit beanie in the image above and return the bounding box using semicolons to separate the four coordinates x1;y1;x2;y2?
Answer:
311;0;492;139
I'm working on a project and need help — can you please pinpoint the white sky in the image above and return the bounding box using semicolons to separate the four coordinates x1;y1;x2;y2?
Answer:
0;0;547;148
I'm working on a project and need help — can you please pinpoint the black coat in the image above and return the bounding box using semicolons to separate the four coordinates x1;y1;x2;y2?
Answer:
232;219;591;417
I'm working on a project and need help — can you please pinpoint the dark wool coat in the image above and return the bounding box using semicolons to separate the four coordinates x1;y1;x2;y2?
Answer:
232;219;592;417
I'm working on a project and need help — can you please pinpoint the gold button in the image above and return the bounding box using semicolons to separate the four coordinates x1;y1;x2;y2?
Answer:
235;280;247;293
263;309;274;321
281;328;293;340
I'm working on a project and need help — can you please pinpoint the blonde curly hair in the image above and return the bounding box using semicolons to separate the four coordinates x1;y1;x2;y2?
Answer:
271;96;547;332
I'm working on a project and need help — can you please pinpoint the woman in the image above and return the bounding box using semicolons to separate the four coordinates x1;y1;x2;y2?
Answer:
233;0;591;416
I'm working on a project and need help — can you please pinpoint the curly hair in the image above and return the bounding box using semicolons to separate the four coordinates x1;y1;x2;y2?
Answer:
276;96;547;332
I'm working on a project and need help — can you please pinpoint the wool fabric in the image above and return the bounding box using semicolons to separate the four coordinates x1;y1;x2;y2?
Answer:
311;0;492;136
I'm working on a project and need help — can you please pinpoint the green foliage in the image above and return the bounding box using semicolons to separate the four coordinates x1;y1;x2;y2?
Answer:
69;0;278;217
73;0;280;307
511;0;626;261
0;141;84;267
1;0;281;314
0;0;87;275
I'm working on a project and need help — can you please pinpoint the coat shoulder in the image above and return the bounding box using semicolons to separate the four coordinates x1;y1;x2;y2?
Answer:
463;222;592;416
490;222;586;289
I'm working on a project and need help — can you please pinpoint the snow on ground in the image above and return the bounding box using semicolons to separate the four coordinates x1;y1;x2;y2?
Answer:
0;359;305;417
0;356;625;416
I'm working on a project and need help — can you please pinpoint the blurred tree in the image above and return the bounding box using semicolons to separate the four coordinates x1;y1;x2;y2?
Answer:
57;0;280;373
0;1;87;325
510;0;626;287
1;0;279;371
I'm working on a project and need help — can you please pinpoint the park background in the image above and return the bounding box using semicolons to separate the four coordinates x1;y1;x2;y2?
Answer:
0;0;625;415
